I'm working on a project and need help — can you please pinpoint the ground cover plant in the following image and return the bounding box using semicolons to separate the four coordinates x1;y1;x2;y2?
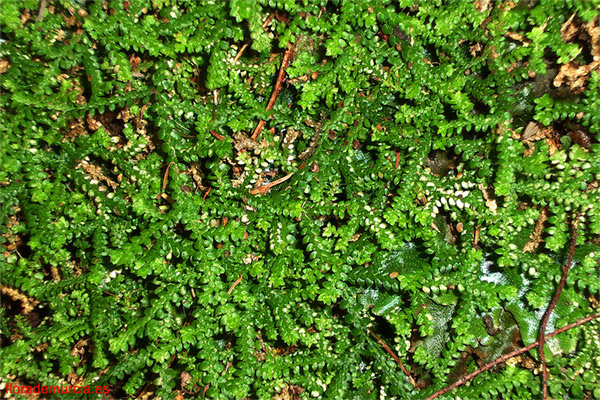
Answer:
1;0;599;399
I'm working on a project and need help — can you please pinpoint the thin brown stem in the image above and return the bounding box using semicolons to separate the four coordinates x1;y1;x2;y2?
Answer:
232;43;249;65
426;313;599;400
539;212;580;399
251;43;294;140
369;328;419;390
209;130;226;140
249;172;294;195
162;162;175;192
232;15;274;65
227;274;243;295
36;0;47;22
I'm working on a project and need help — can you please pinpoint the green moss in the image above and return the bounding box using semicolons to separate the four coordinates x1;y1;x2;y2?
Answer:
1;0;599;399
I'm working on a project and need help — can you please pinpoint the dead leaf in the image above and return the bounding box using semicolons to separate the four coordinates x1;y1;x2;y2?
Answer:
522;122;541;141
505;31;531;46
274;384;304;400
523;207;548;253
553;61;600;93
554;15;600;93
474;0;491;12
561;13;579;42
1;285;38;314
478;184;497;215
0;58;10;74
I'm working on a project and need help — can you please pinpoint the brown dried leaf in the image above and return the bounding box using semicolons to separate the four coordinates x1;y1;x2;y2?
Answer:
1;285;39;314
561;13;579;42
522;207;548;253
233;132;265;151
474;0;492;12
569;129;593;149
0;58;11;74
64;118;88;142
522;122;541;141
478;184;497;215
76;159;118;189
554;16;600;93
274;384;304;400
553;61;600;93
505;31;531;46
587;16;600;62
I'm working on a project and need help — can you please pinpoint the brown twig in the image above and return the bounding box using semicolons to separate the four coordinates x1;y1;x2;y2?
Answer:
539;212;581;399
232;43;249;65
137;302;198;399
395;151;400;171
227;274;243;295
202;186;211;200
262;13;275;29
249;172;294;195
36;0;47;22
209;130;226;140
426;312;599;400
232;14;274;65
162;162;175;192
369;328;418;390
251;42;294;140
1;285;39;314
212;90;218;121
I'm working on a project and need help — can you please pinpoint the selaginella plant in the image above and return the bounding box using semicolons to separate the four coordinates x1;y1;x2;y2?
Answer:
1;0;599;399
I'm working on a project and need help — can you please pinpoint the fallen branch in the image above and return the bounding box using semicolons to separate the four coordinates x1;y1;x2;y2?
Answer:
232;14;274;65
227;274;243;295
36;0;47;22
1;285;39;314
162;162;176;192
251;42;294;140
539;212;581;399
137;303;198;399
426;312;600;400
209;130;226;140
249;172;294;195
369;328;418;390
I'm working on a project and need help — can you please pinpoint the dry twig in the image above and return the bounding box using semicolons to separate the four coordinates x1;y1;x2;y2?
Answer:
538;212;581;399
227;274;243;295
426;312;600;400
251;43;295;140
36;0;47;22
162;162;175;192
209;130;226;140
232;14;274;65
249;172;294;195
369;328;418;390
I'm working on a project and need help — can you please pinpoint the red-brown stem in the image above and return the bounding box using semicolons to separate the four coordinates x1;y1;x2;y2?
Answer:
426;313;600;400
232;15;274;65
227;274;243;295
395;151;400;171
251;43;294;140
262;13;275;29
162;162;175;192
140;103;148;119
249;172;294;195
251;120;266;140
539;212;580;399
209;130;226;140
202;186;211;200
369;328;419;390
